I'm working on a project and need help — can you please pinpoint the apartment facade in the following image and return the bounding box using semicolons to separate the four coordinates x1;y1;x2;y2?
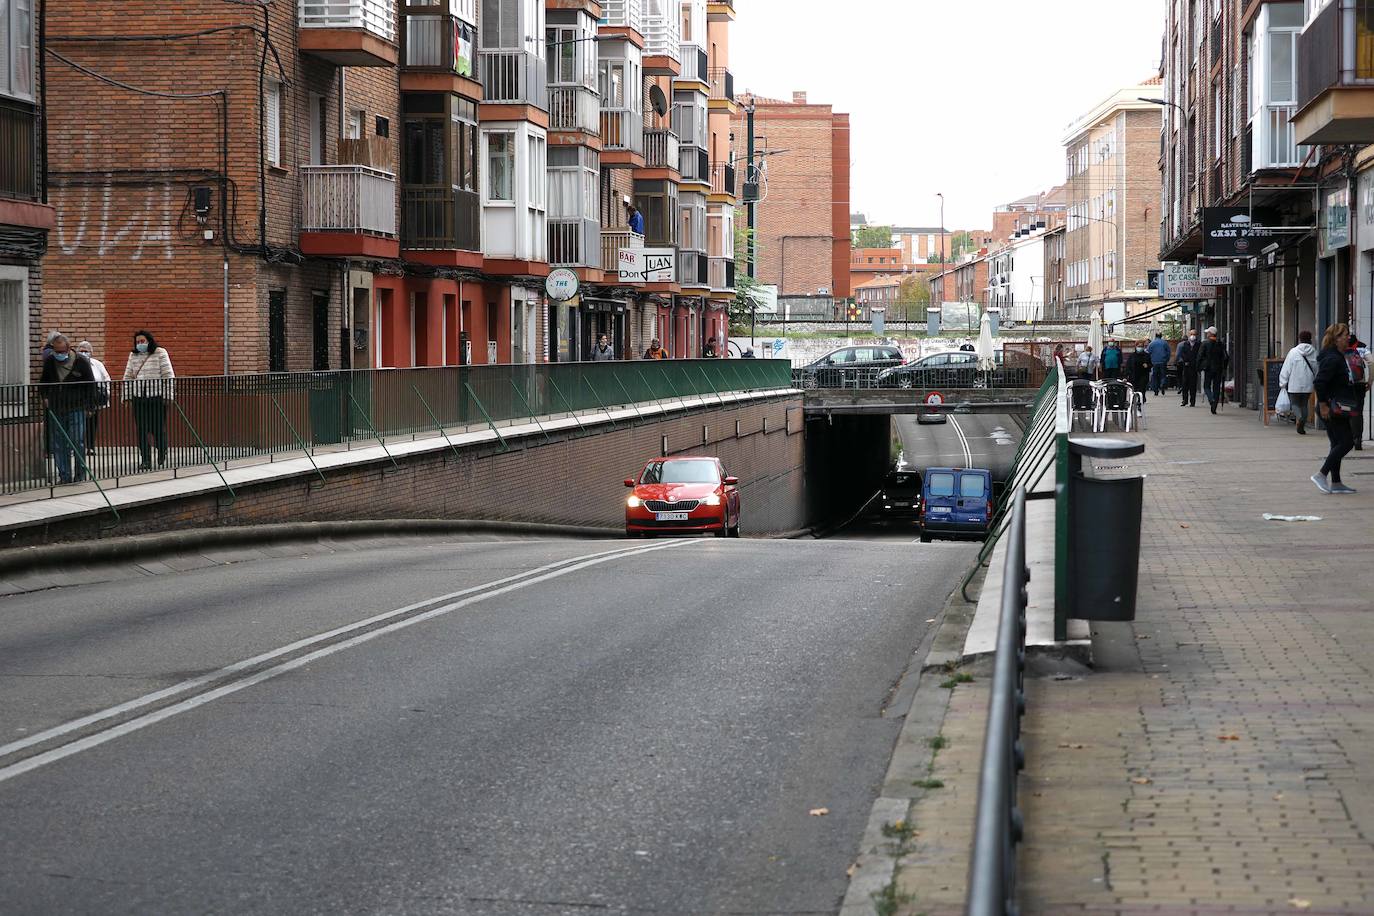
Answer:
1063;86;1162;321
928;252;990;310
733;90;851;303
0;0;51;387
987;225;1051;324
36;0;736;377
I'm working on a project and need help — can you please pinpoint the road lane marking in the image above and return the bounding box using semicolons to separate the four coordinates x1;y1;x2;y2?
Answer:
0;540;690;780
948;417;974;467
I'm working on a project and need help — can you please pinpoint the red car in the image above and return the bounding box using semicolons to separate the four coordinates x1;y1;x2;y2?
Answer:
624;456;741;538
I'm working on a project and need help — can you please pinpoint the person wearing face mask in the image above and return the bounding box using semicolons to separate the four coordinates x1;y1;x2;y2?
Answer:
123;329;176;470
75;340;112;455
39;332;98;484
1175;328;1200;407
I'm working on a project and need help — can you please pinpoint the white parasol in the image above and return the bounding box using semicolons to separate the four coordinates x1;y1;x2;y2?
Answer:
976;309;996;372
1088;308;1104;359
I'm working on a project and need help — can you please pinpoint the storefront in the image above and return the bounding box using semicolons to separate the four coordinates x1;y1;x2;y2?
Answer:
1357;167;1374;345
1318;182;1353;334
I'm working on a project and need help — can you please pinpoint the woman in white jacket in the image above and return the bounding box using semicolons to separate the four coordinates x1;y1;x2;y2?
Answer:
123;329;175;469
75;340;111;455
1278;330;1318;435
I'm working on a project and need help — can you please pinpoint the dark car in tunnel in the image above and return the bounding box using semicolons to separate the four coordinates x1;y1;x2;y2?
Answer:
876;469;922;520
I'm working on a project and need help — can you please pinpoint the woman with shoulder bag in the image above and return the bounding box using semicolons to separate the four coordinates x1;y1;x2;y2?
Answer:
1312;323;1358;494
123;329;176;470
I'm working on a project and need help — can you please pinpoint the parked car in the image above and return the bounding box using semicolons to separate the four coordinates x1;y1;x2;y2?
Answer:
919;467;993;543
877;350;1039;389
795;345;905;388
876;469;922;519
625;456;741;538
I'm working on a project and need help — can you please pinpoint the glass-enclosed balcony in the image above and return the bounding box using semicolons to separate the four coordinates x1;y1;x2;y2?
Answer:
549;218;601;268
599;0;643;32
404;13;477;76
1294;0;1374;144
480;49;548;107
299;0;398;66
642;0;681;62
602;107;645;154
644;128;679;169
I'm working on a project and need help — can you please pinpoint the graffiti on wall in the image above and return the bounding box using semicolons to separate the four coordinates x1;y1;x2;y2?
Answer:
55;182;179;261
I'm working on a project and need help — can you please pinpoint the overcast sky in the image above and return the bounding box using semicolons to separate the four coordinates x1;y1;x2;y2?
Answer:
732;0;1166;231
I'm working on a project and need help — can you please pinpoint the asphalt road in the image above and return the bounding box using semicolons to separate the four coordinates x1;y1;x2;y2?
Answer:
0;534;977;915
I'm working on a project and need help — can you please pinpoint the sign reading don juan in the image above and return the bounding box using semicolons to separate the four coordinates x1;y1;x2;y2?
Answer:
619;248;676;284
1202;207;1280;258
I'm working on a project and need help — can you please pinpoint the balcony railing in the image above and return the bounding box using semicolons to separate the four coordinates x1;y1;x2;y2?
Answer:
0;99;37;201
601;228;645;273
678;145;710;183
1250;104;1301;169
678;43;709;83
1298;0;1374;111
708;255;735;291
601;107;645;154
643;2;681;60
678;248;709;286
549;86;600;134
404;13;477;77
299;0;396;41
644;128;679;169
708;67;734;102
709;163;735;196
600;0;643;32
549;218;601;268
302;165;398;236
480;50;547;107
402;186;480;251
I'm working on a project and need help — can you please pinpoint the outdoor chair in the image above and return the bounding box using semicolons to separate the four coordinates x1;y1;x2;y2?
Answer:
1098;380;1134;432
1067;379;1097;432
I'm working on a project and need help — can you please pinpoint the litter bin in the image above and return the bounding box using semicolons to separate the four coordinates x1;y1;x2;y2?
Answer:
1067;436;1146;622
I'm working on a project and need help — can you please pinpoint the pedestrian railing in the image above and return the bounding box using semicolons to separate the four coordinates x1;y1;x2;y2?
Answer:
965;486;1030;916
795;362;1048;392
1;359;794;502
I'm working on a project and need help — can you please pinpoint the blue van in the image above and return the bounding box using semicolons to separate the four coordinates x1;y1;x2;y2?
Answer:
919;467;993;543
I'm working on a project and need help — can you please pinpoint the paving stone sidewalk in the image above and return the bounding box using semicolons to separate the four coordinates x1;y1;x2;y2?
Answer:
898;400;1374;915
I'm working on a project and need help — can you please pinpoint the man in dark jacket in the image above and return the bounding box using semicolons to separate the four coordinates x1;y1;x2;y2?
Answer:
1146;332;1172;395
1127;342;1152;400
1198;326;1228;413
39;332;97;484
1175;329;1200;407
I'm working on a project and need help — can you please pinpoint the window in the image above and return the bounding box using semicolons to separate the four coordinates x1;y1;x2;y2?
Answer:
0;0;34;101
486;131;514;201
268;290;287;372
960;474;987;498
928;473;956;497
481;0;519;48
346;108;365;140
265;79;282;167
0;267;27;387
1267;20;1297;103
1213;82;1222;161
528;133;546;209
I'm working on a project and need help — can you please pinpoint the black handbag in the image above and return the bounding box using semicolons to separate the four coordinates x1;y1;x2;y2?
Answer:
1330;398;1357;417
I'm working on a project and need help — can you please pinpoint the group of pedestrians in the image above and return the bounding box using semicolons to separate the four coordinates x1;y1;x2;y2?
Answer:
1062;329;1230;412
38;329;176;483
589;334;726;361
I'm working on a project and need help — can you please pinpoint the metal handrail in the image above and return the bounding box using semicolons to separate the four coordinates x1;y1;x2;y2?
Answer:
965;487;1029;916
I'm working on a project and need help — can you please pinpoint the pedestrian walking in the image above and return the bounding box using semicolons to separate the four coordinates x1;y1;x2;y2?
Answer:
1198;327;1228;413
1076;346;1096;379
1312;323;1359;494
123;329;176;470
39;332;97;484
1100;340;1123;380
1128;341;1152;400
643;338;667;360
1278;330;1318;435
1175;329;1200;406
75;340;112;454
1346;335;1369;450
590;334;615;361
1053;344;1067;373
1147;332;1172;395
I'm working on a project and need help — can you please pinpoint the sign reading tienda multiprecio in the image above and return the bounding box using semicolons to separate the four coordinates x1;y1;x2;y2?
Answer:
1201;207;1281;258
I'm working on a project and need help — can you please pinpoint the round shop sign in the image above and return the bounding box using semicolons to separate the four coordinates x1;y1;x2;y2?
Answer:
925;391;945;406
545;268;580;301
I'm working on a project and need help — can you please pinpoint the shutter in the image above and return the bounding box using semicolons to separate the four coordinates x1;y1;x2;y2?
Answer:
266;82;281;166
0;4;10;97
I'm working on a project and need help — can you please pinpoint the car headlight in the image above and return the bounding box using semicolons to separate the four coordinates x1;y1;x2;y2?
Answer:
704;493;721;506
627;495;642;508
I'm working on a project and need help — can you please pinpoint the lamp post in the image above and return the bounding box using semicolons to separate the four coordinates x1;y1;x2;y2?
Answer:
937;192;946;264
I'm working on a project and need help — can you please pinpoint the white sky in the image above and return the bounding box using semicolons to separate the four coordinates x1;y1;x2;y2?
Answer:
732;0;1166;231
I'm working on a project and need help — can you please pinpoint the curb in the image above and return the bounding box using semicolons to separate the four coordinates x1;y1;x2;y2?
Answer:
0;519;621;576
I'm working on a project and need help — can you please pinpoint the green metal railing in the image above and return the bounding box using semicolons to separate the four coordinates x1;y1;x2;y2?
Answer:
2;359;794;501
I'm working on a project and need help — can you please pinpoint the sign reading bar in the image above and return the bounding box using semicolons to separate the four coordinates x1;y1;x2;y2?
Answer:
1198;266;1233;286
619;248;675;284
1201;207;1280;258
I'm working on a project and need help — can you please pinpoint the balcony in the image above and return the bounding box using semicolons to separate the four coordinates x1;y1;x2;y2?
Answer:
709;162;735;197
480;50;547;108
1295;0;1374;144
0;100;37;201
549;218;601;269
548;86;600;135
402;186;481;252
678;145;710;184
708;67;734;104
708;255;735;291
601;228;645;273
644;128;679;169
643;1;682;73
300;165;399;258
707;0;735;21
298;0;398;67
678;248;709;287
677;43;709;84
1247;104;1303;170
600;0;643;33
403;13;477;79
601;107;645;155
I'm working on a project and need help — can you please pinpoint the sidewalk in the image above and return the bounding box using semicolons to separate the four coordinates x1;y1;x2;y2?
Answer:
898;399;1374;915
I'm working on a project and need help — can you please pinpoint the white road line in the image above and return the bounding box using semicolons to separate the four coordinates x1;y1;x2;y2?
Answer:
949;416;974;468
0;540;688;779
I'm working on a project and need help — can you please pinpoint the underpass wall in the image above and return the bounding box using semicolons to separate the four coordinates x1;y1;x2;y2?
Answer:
4;396;808;548
803;414;893;526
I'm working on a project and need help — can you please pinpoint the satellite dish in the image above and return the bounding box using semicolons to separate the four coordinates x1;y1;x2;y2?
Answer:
649;85;669;118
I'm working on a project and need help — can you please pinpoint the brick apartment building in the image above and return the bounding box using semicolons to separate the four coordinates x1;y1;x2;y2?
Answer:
733;90;850;303
35;0;739;378
990;187;1066;243
1062;85;1161;321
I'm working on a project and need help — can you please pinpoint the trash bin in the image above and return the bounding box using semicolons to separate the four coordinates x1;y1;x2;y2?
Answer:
1067;436;1146;622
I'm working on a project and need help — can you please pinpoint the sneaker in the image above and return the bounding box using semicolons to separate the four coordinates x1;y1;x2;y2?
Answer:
1312;473;1332;494
1330;483;1358;495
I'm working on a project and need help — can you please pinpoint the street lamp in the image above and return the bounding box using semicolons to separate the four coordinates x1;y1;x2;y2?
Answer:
937;192;946;264
1137;96;1187;114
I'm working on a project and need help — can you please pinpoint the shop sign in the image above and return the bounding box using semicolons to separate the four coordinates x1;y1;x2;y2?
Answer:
1201;207;1281;258
1198;266;1233;286
618;248;676;284
1361;171;1374;243
545;268;580;301
1160;263;1215;299
1321;185;1351;256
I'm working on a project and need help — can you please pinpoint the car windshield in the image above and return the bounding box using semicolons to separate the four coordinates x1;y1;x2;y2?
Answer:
928;473;956;497
641;459;720;484
886;473;919;490
960;474;987;498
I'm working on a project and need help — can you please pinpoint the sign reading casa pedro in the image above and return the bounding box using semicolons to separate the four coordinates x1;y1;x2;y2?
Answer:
619;248;676;284
545;268;580;301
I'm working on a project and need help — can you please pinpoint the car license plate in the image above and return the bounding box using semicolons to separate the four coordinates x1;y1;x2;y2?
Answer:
656;512;689;521
893;500;910;507
929;506;951;513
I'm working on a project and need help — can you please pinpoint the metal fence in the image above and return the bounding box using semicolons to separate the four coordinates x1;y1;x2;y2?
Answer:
2;360;793;499
792;360;1047;391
